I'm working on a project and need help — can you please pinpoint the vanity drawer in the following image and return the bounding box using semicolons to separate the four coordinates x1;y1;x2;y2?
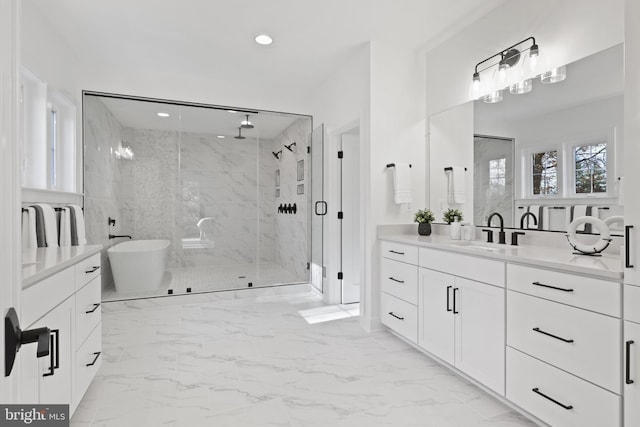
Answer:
74;253;101;290
381;292;418;343
507;263;621;317
22;267;75;328
624;284;640;324
507;347;620;427
381;258;418;304
507;291;621;393
75;276;102;349
75;322;102;407
418;247;505;287
381;241;418;265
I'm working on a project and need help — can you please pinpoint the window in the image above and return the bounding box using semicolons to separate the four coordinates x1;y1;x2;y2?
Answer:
532;150;558;195
574;142;607;194
489;158;506;196
50;108;58;188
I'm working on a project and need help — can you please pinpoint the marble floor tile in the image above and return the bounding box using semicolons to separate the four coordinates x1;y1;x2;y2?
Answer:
72;286;539;427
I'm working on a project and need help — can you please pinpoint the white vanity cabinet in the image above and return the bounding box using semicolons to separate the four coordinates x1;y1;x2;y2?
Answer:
506;264;622;427
20;249;102;416
418;248;506;395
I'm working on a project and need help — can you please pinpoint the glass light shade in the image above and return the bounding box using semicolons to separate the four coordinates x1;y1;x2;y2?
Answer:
541;65;567;84
509;79;532;94
522;48;547;80
468;78;482;100
483;90;503;104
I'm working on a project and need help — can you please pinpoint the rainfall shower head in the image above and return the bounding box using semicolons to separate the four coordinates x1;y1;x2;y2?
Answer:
284;142;296;152
234;127;246;140
272;150;282;159
241;114;254;129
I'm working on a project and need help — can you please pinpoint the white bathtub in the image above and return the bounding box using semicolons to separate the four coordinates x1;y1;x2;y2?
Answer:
107;239;170;293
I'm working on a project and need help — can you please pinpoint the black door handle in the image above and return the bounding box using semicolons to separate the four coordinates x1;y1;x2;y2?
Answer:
85;266;100;274
532;281;574;293
446;286;452;312
43;329;59;377
388;277;405;283
85;303;101;314
453;288;459;314
626;225;634;268
86;351;101;367
532;327;574;343
532;387;573;410
4;307;50;377
388;250;405;255
627;340;635;385
388;312;404;320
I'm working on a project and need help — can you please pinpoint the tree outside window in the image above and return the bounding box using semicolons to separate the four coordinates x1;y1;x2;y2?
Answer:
489;158;506;197
532;151;558;195
575;143;607;194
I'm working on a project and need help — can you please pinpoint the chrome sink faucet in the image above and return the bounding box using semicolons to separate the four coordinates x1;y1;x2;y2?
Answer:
484;212;506;244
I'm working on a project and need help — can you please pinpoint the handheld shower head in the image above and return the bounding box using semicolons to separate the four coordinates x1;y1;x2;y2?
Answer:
234;127;246;140
272;150;282;159
284;142;297;152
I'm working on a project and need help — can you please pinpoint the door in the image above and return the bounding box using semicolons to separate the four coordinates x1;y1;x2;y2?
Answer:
1;0;22;402
339;130;360;304
310;125;325;292
454;277;505;395
625;321;640;427
419;268;455;364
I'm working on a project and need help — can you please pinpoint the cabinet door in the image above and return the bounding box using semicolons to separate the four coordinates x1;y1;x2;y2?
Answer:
455;277;505;395
625;321;640;427
19;298;73;405
419;268;454;364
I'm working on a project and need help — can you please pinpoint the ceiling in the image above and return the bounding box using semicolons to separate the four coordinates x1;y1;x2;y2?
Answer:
95;95;304;139
30;0;505;98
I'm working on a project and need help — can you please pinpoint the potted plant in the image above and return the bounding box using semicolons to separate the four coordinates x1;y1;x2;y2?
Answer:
414;209;435;236
443;208;463;224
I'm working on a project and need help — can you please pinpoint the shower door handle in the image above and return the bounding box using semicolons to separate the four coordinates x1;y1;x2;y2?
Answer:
315;201;327;216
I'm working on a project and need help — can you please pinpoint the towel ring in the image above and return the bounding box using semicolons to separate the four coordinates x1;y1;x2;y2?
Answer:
565;216;612;256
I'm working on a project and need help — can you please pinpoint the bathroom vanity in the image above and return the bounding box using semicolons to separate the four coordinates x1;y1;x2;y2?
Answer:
379;232;623;427
20;245;103;416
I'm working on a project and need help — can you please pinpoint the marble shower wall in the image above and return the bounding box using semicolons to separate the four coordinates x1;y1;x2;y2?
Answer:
473;136;514;227
83;97;125;292
272;118;311;282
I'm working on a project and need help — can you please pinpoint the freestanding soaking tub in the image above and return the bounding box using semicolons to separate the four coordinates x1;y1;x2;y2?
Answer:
108;239;170;293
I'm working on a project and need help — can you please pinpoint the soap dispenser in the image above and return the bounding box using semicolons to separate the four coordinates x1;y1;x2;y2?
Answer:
450;216;462;240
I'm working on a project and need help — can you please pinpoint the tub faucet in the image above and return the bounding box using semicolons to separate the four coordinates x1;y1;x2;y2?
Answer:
520;211;538;229
486;212;506;244
109;234;132;240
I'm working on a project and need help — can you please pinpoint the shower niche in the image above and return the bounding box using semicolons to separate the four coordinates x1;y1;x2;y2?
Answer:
83;93;316;301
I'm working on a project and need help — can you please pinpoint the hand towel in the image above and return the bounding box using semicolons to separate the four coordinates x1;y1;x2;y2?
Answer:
59;207;72;247
540;206;551;231
21;209;38;249
571;205;593;232
446;167;466;204
392;164;412;204
32;203;58;248
618;177;624;206
68;204;87;245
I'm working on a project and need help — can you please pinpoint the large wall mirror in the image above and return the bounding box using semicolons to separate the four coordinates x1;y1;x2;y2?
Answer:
429;43;624;234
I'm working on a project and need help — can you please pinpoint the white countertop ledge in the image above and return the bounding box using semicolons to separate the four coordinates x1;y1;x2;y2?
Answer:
380;234;623;281
22;245;103;289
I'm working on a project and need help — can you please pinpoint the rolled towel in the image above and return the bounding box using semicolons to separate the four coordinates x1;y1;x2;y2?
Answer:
31;203;58;248
67;204;87;245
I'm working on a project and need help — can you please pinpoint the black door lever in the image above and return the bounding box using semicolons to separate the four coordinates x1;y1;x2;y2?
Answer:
5;307;50;377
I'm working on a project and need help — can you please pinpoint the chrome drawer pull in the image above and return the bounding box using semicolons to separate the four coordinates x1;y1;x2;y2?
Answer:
389;250;405;255
388;277;405;284
532;387;573;410
533;327;574;343
388;312;404;320
85;303;101;314
532;281;573;292
85;266;100;274
86;351;101;367
627;340;635;385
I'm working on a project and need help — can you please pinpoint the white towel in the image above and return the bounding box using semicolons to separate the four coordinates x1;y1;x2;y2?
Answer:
446;167;466;204
572;205;590;231
526;205;540;229
392;164;412;204
540;206;551;231
618;177;624;206
21;209;38;249
59;207;72;247
33;203;58;248
69;204;87;245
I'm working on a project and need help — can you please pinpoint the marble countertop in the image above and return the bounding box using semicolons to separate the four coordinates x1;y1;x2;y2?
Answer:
22;245;103;289
379;234;623;280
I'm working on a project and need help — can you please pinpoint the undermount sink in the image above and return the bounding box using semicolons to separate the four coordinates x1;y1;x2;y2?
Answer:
22;261;39;267
446;241;506;253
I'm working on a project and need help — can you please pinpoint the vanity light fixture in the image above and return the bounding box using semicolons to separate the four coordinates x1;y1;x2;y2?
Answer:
157;112;170;117
255;34;273;45
234;127;246;140
217;135;225;139
241;114;254;129
470;37;563;103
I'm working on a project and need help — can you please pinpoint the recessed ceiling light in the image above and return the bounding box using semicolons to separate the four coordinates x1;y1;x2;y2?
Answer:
217;135;225;139
227;110;237;114
157;112;170;117
255;34;273;45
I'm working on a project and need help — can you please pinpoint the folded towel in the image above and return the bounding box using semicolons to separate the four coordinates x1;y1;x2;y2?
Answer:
392;164;412;204
446;167;466;204
59;207;72;247
68;204;87;245
571;205;593;232
540;206;551;231
31;203;58;248
21;209;37;249
618;177;624;206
